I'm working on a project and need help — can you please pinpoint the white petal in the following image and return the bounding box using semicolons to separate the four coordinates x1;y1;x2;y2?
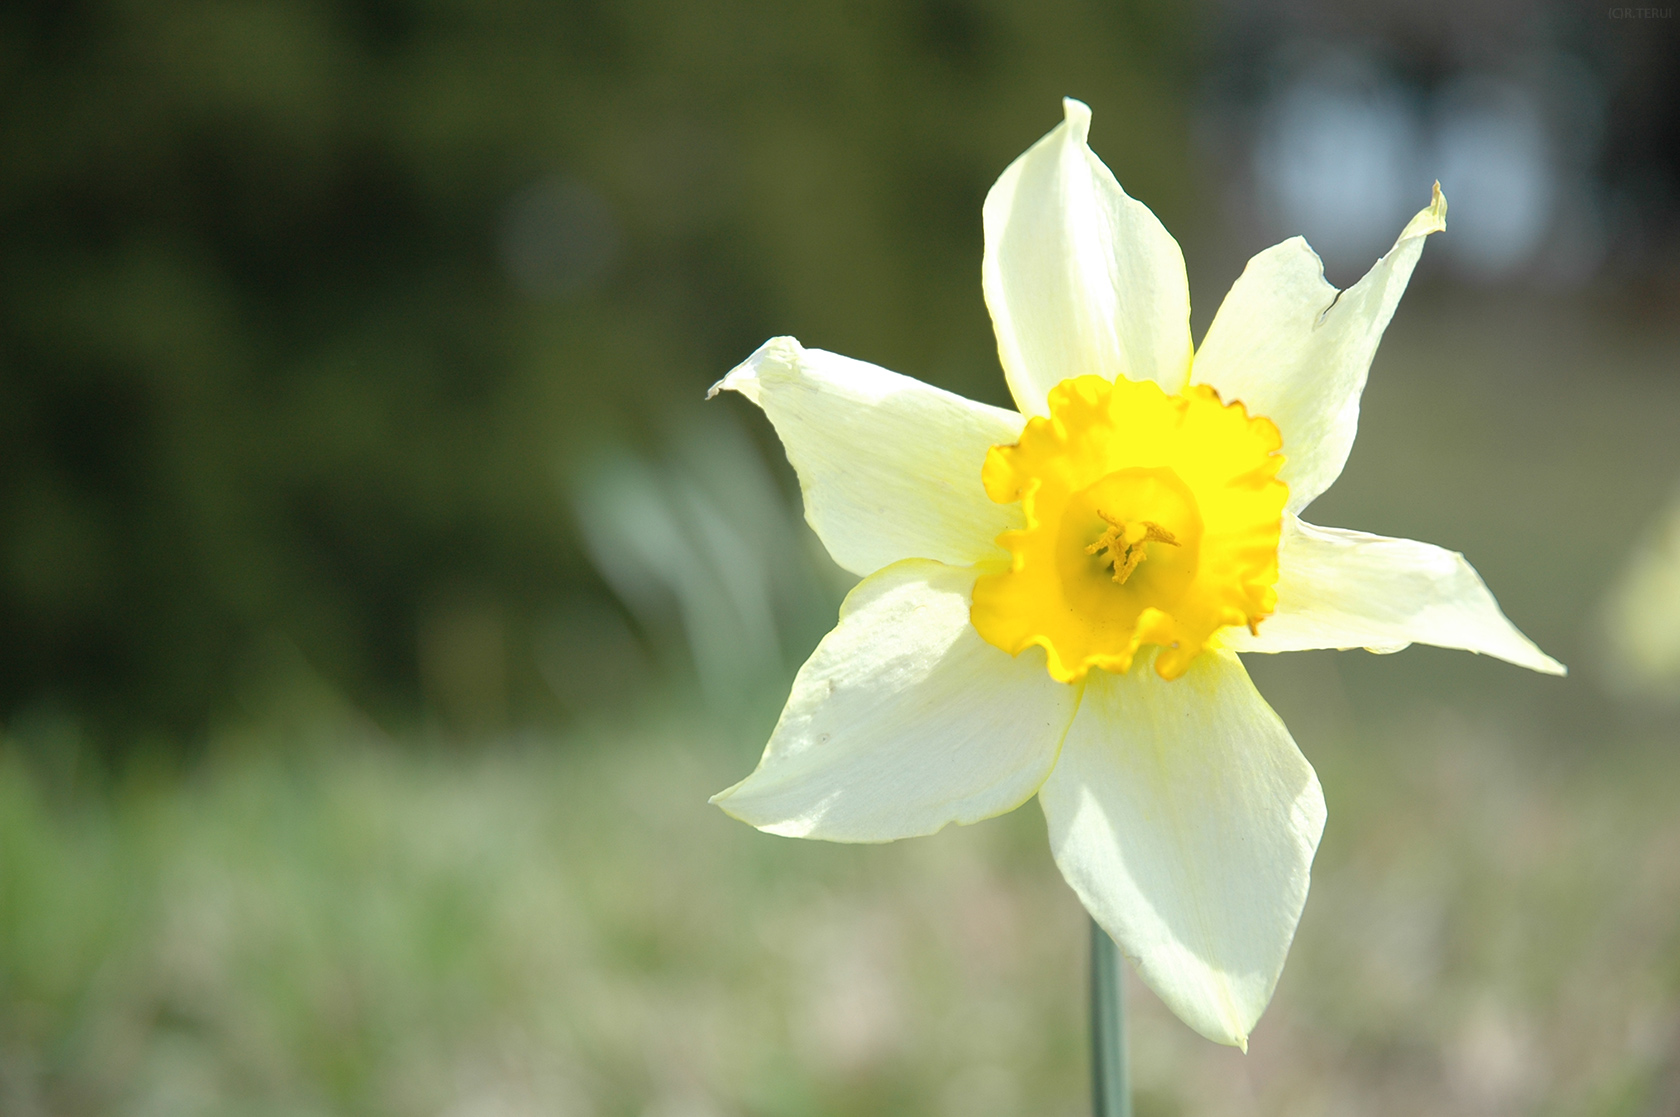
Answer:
710;337;1024;577
1193;186;1447;513
1224;516;1565;674
713;559;1080;842
982;98;1193;417
1038;649;1326;1049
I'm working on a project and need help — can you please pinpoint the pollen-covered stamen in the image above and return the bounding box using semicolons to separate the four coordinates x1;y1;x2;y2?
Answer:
1086;511;1180;584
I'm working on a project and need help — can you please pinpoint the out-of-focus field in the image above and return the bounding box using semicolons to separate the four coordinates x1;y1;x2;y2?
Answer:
4;299;1680;1117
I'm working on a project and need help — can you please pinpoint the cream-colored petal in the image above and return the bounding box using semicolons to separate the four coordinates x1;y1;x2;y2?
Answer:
710;336;1024;577
1224;516;1565;674
1193;186;1447;513
713;559;1080;842
1038;649;1325;1049
1600;485;1680;693
983;98;1193;417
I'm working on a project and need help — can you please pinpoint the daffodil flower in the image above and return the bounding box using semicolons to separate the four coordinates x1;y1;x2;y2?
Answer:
709;99;1563;1049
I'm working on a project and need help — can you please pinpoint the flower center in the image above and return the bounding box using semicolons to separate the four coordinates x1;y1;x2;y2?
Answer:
970;375;1288;682
1086;513;1179;584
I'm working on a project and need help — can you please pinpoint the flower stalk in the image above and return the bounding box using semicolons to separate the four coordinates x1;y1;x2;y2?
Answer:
1090;917;1131;1117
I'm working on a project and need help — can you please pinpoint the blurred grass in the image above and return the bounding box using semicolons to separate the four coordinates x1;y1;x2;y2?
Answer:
2;299;1680;1116
1;681;1677;1117
0;720;1089;1117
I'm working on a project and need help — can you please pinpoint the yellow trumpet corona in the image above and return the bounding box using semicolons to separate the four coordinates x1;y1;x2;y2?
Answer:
972;375;1287;682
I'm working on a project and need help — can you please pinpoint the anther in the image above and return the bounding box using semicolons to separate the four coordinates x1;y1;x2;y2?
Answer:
1086;511;1179;584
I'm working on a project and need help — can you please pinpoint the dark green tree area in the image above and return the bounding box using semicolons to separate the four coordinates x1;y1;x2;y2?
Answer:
0;0;1194;751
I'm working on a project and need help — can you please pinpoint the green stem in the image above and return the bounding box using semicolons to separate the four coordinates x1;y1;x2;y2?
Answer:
1090;917;1131;1117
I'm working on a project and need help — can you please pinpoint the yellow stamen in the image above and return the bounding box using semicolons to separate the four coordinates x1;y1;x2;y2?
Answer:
1085;512;1179;584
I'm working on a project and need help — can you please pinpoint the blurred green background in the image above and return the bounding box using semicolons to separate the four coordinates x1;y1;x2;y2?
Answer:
3;1;1679;1114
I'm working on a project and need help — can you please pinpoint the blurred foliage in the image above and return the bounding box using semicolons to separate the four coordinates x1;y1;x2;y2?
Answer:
0;719;1091;1117
0;0;1197;749
1;667;1678;1117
